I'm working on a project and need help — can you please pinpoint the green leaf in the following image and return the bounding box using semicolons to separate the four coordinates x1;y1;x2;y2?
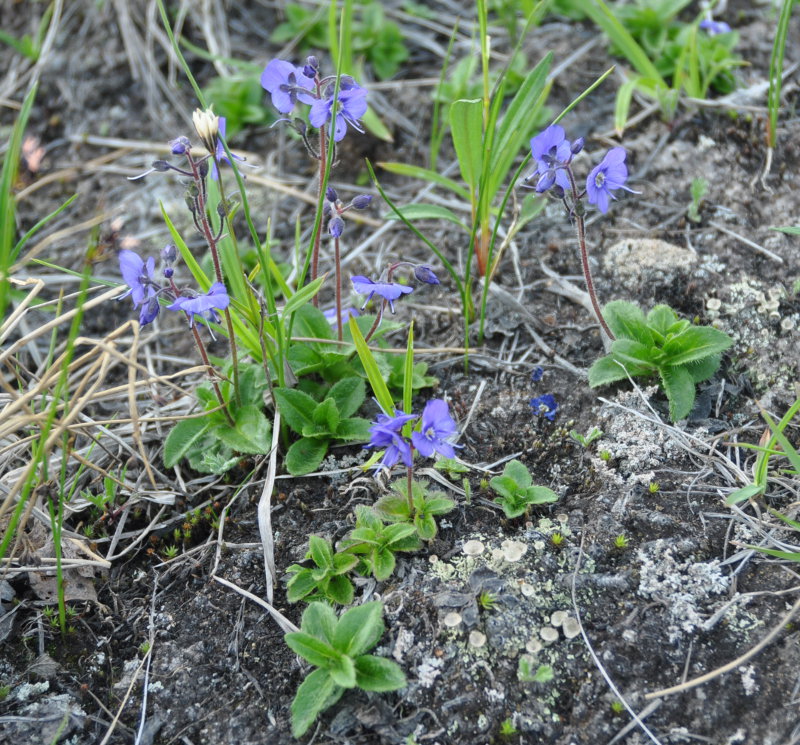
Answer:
725;483;765;506
504;459;533;488
758;406;800;477
489;475;518;500
683;353;721;383
449;98;484;191
646;304;678;336
348;316;394;414
614;76;639;135
285;631;341;668
354;655;407;692
746;546;800;562
292;303;334;344
659;365;696;421
163;418;212;468
285;437;328;476
376;161;471;201
372;548;396;580
608;339;658;369
327;574;355;605
384;522;419;545
385;203;468;231
498;498;527;519
333;601;385;656
312;397;340;434
286;569;318;603
284;274;326;316
424;497;456;515
301;602;338;642
309;535;334;570
290;668;339;738
273;387;316;434
214;404;271;454
335;417;372;442
525;486;559;505
328;654;357;688
332;552;359;575
415;513;438;541
588;355;632;387
602;301;653;345
327;377;365;419
772;226;800;236
661;326;733;366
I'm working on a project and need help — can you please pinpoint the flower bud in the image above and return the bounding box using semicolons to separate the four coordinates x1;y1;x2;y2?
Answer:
169;136;191;155
162;243;177;265
163;267;174;279
349;194;373;210
536;170;555;193
414;265;440;285
192;108;220;156
198;159;209;179
326;186;339;203
152;160;171;172
140;295;161;326
551;185;565;199
570;137;584;155
303;55;319;78
329;216;345;238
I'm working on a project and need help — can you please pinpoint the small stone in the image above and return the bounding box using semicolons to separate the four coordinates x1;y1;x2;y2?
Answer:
525;639;542;654
562;617;581;639
469;631;487;648
501;539;527;562
443;612;462;628
462;540;485;557
519;582;536;597
550;610;567;627
539;626;559;643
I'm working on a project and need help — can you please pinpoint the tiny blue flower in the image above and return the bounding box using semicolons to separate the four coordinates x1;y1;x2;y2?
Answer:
699;19;731;35
119;249;160;326
411;399;458;459
260;59;316;113
169;136;191;155
586;147;636;214
528;125;573;193
351;275;413;313
309;78;368;142
323;306;360;325
366;408;417;469
167;282;230;327
530;394;558;422
531;366;544;383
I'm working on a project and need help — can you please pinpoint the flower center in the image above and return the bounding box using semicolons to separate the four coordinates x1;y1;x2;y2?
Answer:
594;171;606;188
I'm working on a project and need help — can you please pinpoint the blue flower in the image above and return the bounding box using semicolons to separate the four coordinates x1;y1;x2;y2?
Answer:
119;249;160;326
167;282;230;326
309;78;368;142
411;399;458;459
366;408;417;470
528;125;573;193
699;19;731;35
530;394;558;422
323;306;360;325
586;147;636;214
351;275;413;313
531;366;544;383
260;59;316;113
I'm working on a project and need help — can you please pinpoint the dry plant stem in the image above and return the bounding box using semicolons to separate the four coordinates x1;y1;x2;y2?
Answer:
566;167;615;342
185;151;240;405
334;235;343;341
310;121;328;307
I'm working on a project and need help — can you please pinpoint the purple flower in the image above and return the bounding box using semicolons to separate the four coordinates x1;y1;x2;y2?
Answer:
309;79;368;142
351;275;413;313
169;136;190;155
119;249;160;326
586;147;635;214
366;408;417;470
329;215;344;238
167;282;230;326
528;125;573;193
700;19;731;35
260;59;316;113
411;399;458;459
530;394;558;422
210;117;246;181
323;306;360;325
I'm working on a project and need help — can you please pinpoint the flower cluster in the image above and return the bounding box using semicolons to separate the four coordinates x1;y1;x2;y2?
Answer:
351;263;440;314
366;399;459;470
324;186;373;238
261;57;367;143
526;125;636;214
118;248;230;331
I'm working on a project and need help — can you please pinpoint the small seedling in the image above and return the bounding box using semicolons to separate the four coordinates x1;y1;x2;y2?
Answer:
285;601;406;737
648;482;660;493
499;717;518;736
374;479;455;542
687;177;708;222
589;301;733;421
610;699;625;714
518;657;554;683
599;450;611;462
614;534;630;549
569;426;603;447
286;535;358;605
162;545;179;560
489;460;558;519
478;591;497;611
139;641;151;655
550;532;565;548
479;477;489;491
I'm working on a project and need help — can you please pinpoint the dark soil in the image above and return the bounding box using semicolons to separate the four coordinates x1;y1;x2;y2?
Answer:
2;2;800;745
